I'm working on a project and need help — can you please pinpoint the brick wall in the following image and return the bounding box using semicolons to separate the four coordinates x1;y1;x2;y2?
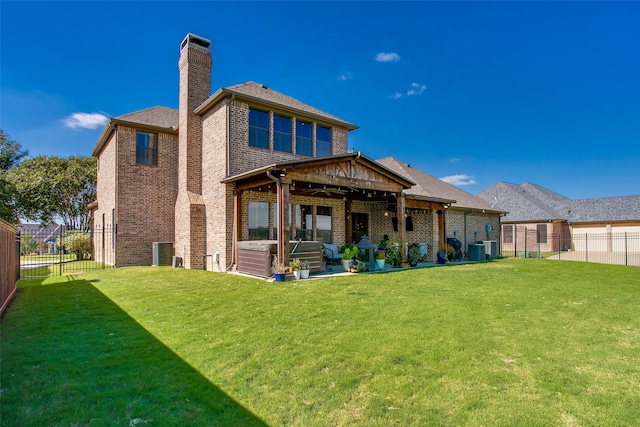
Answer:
228;101;350;176
445;209;501;255
114;126;178;266
93;132;117;264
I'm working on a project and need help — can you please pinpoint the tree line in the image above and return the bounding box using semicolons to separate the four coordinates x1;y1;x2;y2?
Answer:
0;129;96;231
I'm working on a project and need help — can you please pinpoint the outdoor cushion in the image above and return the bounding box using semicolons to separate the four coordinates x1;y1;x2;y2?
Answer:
322;243;342;262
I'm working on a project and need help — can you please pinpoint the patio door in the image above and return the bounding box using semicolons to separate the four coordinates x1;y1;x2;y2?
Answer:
352;213;368;244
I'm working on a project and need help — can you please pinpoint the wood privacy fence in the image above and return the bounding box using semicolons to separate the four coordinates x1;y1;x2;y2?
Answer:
0;219;19;316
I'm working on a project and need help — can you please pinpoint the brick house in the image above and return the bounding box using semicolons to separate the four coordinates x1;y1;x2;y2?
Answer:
91;33;502;271
477;182;640;255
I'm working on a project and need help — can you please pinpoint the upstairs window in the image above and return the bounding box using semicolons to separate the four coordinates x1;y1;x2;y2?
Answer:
249;109;269;149
296;121;312;156
273;114;292;153
316;125;332;157
136;131;158;165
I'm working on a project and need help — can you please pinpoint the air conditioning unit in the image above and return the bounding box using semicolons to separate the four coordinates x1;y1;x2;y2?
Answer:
483;240;498;259
152;242;173;266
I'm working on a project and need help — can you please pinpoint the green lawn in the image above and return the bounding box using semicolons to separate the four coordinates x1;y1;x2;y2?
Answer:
2;259;639;426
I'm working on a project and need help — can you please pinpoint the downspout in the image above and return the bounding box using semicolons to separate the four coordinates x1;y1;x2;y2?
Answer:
114;124;118;266
266;170;284;264
463;209;472;249
224;94;236;271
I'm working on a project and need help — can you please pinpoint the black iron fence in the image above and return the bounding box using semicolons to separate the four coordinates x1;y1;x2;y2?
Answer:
502;228;640;267
20;225;115;278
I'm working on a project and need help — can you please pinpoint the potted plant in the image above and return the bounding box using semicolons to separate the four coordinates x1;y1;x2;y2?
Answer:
408;242;422;267
289;258;302;280
378;234;389;257
385;243;401;268
300;260;311;279
340;243;359;271
375;251;386;270
272;256;287;281
437;243;452;264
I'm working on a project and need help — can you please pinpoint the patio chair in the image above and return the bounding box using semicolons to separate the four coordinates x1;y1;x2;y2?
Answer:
322;243;342;267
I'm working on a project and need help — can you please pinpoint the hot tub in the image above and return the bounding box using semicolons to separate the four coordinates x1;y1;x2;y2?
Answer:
236;240;323;277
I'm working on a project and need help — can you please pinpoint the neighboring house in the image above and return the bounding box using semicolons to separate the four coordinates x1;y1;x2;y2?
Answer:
91;33;498;271
477;182;640;254
17;222;66;254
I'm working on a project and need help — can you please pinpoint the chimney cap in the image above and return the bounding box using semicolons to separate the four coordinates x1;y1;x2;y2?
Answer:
181;33;211;51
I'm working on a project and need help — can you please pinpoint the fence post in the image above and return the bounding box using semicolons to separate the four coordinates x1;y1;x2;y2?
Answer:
59;226;64;276
625;232;628;266
15;231;21;282
585;234;588;263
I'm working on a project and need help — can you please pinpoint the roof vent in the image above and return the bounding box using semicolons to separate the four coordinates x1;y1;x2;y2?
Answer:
261;84;268;89
180;33;211;51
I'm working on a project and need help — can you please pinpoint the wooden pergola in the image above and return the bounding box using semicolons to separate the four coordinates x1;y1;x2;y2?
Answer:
222;152;451;268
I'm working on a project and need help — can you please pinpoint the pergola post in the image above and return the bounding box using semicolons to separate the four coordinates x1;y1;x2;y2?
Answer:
397;193;406;257
276;179;291;267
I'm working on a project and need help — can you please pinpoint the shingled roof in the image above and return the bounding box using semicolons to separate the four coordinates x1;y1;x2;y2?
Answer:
91;106;179;157
477;182;640;223
376;157;504;212
195;81;358;130
115;106;178;129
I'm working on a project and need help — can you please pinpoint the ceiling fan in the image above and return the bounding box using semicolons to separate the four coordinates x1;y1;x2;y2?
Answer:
300;186;348;197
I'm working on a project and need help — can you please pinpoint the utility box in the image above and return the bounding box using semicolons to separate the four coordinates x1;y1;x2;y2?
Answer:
468;244;486;261
482;240;498;259
152;242;173;266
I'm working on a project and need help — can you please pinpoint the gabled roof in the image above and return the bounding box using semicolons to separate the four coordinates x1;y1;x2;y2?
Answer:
376;157;504;212
195;81;358;130
477;182;640;223
91;106;178;157
222;152;414;189
477;182;565;221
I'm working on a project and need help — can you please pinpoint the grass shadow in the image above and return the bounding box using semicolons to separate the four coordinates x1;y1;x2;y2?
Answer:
1;277;267;426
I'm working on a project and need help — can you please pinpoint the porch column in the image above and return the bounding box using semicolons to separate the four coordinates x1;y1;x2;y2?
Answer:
438;208;446;246
397;193;406;257
277;179;292;267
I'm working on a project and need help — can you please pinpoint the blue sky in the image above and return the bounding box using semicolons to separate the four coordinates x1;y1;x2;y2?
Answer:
2;1;638;200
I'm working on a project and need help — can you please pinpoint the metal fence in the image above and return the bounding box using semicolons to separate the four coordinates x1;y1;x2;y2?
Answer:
502;228;640;267
20;225;115;278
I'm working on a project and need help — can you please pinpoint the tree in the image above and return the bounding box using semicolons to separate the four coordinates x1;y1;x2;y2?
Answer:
56;230;91;260
8;156;96;231
19;232;38;254
0;129;29;223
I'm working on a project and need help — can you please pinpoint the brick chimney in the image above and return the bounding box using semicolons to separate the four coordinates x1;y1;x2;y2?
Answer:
175;33;211;269
178;33;211;193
